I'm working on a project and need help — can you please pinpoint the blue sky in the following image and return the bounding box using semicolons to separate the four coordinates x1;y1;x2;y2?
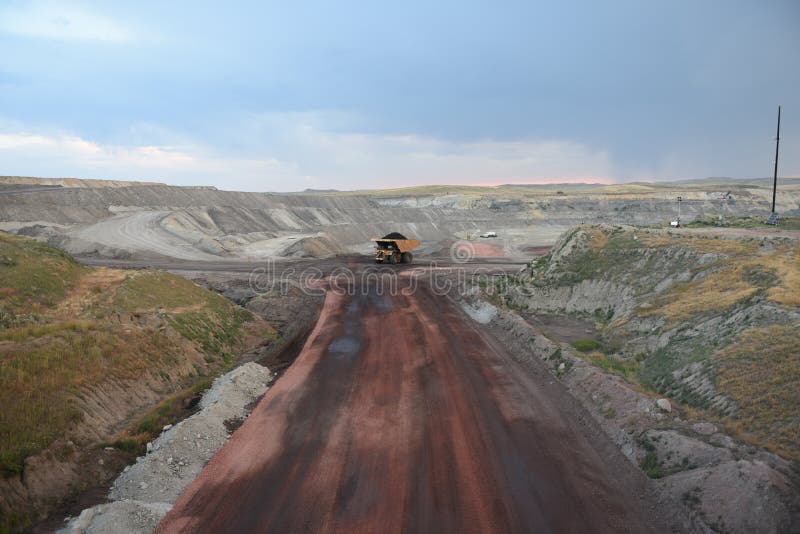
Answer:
0;0;798;191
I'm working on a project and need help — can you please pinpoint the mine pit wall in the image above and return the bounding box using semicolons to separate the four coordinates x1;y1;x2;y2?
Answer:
3;185;796;229
2;184;799;261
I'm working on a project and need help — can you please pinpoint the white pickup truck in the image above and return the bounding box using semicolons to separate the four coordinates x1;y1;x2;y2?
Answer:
480;231;497;238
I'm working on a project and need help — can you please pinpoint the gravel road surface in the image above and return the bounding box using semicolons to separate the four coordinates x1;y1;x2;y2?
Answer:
157;275;666;533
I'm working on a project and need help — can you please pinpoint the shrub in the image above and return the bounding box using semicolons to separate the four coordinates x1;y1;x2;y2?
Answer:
571;338;603;352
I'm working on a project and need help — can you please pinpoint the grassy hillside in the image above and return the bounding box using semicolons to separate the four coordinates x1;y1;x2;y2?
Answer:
510;225;800;460
0;233;272;480
0;235;86;316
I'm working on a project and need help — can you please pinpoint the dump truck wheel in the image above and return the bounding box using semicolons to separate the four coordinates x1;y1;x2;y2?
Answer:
401;252;413;264
390;252;400;264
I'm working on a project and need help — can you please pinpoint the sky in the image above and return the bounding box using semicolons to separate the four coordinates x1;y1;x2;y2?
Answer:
0;0;798;192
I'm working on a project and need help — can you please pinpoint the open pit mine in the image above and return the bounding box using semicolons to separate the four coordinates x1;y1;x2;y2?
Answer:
0;176;799;533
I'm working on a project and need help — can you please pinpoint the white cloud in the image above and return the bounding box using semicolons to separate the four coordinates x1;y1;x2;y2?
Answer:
0;130;293;190
237;112;614;189
0;1;139;42
0;132;101;153
0;115;615;191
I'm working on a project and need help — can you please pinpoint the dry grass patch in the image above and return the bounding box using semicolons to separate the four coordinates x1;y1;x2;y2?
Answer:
760;245;800;306
715;325;800;461
0;325;177;476
641;237;798;323
677;236;758;256
588;228;608;249
650;265;759;322
635;233;674;248
54;267;128;318
635;231;758;256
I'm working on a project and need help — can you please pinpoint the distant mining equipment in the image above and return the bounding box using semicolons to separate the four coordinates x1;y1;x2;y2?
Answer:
717;191;732;227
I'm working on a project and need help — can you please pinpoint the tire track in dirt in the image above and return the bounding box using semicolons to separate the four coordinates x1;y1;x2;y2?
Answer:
72;211;221;261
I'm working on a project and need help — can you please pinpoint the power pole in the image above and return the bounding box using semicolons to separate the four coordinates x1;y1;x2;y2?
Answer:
771;105;781;214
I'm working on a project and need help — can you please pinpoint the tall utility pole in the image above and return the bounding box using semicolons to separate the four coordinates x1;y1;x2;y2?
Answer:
771;105;781;214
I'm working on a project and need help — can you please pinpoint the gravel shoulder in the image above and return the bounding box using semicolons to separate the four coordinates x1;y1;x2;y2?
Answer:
59;363;272;534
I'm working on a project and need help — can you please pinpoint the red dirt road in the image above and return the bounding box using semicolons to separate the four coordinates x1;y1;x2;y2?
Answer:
157;281;661;533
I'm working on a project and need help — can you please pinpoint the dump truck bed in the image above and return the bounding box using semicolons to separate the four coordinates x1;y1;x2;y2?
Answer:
370;238;420;253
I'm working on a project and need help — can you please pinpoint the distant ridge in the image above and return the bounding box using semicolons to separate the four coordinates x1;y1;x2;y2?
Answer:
499;183;607;190
3;175;799;193
628;176;800;187
0;176;166;188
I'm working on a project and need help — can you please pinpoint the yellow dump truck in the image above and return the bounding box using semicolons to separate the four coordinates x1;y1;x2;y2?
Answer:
372;232;420;264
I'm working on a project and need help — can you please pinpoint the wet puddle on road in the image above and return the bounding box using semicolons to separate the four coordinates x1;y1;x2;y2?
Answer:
327;287;393;362
327;336;362;362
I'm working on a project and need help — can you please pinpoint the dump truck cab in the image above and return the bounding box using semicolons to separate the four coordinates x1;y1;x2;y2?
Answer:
372;232;420;264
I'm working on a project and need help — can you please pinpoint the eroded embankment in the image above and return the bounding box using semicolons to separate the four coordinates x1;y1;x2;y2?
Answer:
0;234;274;532
479;224;800;533
59;362;271;533
53;273;325;533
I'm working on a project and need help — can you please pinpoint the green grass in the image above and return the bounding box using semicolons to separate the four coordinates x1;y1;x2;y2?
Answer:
571;338;603;352
168;306;253;357
113;270;215;311
0;326;176;476
133;376;214;438
0;232;86;313
588;352;639;381
0;320;91;342
641;451;662;478
0;235;267;479
541;227;663;288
